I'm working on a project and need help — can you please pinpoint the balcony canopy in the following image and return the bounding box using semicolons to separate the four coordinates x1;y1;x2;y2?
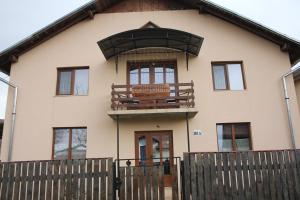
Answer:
97;28;204;60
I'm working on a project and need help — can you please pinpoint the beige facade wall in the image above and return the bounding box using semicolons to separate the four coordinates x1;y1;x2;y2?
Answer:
1;9;300;161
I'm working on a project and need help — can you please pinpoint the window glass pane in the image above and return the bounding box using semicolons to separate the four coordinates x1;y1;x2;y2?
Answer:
235;123;251;151
166;66;175;84
74;69;89;95
155;67;164;84
54;129;70;160
213;65;226;90
141;67;150;84
71;128;87;159
217;124;232;152
130;67;139;85
228;64;244;90
162;135;170;175
58;71;72;95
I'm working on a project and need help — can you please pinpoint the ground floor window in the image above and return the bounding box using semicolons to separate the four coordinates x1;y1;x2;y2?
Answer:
217;123;251;151
52;127;87;160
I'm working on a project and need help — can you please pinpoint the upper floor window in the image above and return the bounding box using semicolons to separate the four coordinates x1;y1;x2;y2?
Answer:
217;123;251;152
128;61;177;85
212;62;246;90
56;67;89;95
52;127;87;160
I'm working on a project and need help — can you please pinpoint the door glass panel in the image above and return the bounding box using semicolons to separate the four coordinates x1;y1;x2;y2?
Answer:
152;136;161;166
228;64;244;90
54;129;70;160
162;135;170;175
71;128;87;159
154;67;164;84
130;67;139;85
139;136;146;166
58;71;72;95
141;66;150;84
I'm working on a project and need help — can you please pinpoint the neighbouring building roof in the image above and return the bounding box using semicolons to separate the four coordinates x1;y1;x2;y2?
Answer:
0;0;300;74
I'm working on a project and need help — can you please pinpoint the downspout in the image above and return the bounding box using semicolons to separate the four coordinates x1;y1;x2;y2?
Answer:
282;65;300;149
0;76;18;161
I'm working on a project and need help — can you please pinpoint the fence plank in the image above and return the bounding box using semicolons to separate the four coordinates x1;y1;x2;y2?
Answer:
145;167;151;200
223;153;231;200
126;165;132;200
138;167;145;200
26;162;34;199
20;162;28;200
52;160;60;200
272;151;283;200
254;152;264;200
290;150;300;199
1;162;9;200
279;151;289;200
65;160;72;200
229;152;238;200
260;152;270;199
158;166;164;200
190;154;197;200
235;152;244;200
94;159;100;200
107;159;114;200
215;153;224;200
100;159;107;200
59;160;66;200
183;153;191;200
203;153;212;200
6;162;15;199
72;160;79;200
285;151;295;200
13;162;21;200
33;161;40;200
152;166;158;200
266;152;276;200
210;153;217;200
171;165;179;200
119;167;125;200
79;159;86;200
133;167;139;200
86;159;93;200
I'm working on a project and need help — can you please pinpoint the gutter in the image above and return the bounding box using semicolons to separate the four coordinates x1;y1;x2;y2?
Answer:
282;65;300;149
0;77;18;161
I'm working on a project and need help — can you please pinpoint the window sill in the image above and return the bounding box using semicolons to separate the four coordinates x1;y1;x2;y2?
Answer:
54;94;89;97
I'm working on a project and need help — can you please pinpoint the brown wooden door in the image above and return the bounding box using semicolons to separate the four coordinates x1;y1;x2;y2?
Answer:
135;131;174;187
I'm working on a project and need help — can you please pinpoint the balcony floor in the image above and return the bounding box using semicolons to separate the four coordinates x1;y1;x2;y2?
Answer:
107;108;198;120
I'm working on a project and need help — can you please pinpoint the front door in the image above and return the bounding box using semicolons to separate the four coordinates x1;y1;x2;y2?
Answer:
135;131;173;187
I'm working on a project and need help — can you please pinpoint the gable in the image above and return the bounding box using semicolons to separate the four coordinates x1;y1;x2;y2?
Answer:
0;0;300;75
103;0;192;13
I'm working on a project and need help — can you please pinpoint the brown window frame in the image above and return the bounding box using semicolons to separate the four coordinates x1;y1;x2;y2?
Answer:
56;66;89;95
126;60;178;85
216;122;252;152
211;61;246;90
52;127;87;160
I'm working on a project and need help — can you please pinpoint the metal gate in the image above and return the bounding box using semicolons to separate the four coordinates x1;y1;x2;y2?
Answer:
114;158;181;200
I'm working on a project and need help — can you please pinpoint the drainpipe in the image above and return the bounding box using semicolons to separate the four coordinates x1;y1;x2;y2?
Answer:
282;65;300;149
0;76;18;161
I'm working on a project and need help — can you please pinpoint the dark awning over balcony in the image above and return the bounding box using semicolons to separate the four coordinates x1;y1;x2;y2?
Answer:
97;28;204;60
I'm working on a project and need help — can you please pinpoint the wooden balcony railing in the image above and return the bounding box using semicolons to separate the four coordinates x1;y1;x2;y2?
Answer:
111;81;195;110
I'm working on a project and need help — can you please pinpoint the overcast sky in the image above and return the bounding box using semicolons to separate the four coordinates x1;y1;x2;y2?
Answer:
0;0;300;119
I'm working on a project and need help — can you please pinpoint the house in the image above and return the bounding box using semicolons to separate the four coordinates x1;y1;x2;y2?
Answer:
0;0;300;171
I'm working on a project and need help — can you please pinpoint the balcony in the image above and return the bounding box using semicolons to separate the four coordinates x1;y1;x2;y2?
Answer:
108;81;198;119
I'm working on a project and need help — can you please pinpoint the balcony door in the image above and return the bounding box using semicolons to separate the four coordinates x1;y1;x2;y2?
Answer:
128;60;178;85
135;131;174;186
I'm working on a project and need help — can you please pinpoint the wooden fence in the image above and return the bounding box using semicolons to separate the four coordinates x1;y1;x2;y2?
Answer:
118;165;179;200
183;150;300;200
0;158;113;200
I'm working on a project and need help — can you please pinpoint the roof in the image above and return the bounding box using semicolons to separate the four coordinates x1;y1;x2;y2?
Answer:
97;28;204;59
0;0;300;74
